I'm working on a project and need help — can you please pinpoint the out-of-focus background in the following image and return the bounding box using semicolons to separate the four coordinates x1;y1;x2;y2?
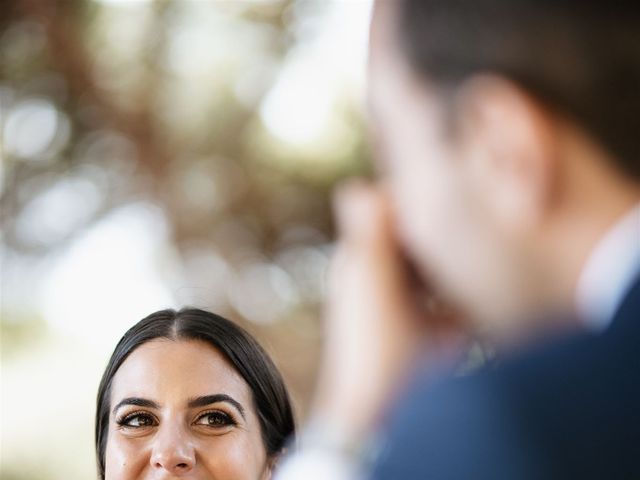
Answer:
0;1;372;477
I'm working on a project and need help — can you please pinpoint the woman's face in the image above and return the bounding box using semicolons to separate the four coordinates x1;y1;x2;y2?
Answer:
105;338;273;480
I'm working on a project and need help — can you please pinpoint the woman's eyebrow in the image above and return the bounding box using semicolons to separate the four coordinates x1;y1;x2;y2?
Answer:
112;397;160;415
188;394;246;419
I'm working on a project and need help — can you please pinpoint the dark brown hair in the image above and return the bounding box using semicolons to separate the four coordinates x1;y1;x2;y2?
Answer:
399;0;640;178
95;308;295;479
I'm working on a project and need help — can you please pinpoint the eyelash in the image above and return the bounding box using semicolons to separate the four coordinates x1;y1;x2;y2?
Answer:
195;410;237;428
115;410;237;429
116;411;157;428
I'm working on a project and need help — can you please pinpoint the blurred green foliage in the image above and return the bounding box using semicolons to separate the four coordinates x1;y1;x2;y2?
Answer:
1;1;371;478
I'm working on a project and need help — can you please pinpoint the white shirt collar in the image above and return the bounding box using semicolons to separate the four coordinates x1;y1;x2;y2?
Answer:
575;204;640;331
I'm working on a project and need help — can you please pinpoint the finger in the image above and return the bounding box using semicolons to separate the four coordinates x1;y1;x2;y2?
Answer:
329;183;419;329
333;181;394;250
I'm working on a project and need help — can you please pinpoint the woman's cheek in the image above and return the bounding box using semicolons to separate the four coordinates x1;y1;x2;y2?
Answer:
199;434;268;479
105;436;150;480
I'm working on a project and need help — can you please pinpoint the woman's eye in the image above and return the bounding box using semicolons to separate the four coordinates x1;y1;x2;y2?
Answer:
120;413;157;428
196;411;234;427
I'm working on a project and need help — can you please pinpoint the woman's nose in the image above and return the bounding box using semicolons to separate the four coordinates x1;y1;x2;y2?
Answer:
150;424;196;474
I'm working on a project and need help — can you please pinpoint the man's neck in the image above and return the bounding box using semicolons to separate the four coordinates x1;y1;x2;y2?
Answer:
547;190;640;328
576;203;640;329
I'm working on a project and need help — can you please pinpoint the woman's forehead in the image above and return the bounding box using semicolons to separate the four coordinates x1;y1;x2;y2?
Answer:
110;338;252;406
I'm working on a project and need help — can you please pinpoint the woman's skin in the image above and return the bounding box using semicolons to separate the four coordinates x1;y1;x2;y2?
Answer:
105;338;274;479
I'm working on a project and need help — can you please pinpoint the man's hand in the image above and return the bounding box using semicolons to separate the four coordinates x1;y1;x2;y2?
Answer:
311;182;464;443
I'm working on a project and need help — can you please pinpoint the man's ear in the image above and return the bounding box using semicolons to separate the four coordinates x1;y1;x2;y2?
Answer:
454;74;560;233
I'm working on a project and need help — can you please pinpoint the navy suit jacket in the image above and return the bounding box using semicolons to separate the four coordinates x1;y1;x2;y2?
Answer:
371;275;640;479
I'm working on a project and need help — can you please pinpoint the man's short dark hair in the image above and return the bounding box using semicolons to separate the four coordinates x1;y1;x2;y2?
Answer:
399;0;640;178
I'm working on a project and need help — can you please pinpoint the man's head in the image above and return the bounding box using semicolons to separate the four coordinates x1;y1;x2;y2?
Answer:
369;1;640;336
